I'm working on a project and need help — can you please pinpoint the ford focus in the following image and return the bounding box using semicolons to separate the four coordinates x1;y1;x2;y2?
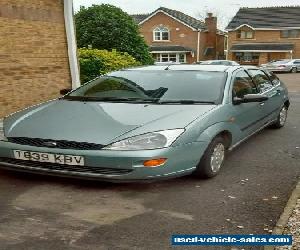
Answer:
0;65;289;181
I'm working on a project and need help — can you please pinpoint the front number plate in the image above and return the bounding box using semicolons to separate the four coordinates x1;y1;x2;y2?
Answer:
13;150;84;166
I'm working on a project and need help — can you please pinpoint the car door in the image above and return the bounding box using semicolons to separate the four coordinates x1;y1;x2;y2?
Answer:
230;70;264;138
248;69;283;124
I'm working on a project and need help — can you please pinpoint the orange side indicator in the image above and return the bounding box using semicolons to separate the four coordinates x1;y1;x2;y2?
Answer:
143;158;167;167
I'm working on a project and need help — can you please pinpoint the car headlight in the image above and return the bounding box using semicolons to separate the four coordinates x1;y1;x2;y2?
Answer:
0;122;7;141
103;129;185;151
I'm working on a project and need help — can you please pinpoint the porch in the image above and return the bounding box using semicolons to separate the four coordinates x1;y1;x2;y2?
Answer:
229;43;294;65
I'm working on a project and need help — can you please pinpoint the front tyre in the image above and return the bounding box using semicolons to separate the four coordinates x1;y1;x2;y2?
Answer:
271;106;288;129
194;136;226;178
291;67;297;73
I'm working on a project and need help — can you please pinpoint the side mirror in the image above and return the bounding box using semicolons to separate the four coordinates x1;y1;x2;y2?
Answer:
233;94;268;105
60;88;72;95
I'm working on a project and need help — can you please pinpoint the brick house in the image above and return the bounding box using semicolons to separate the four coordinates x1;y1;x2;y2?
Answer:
226;6;300;65
132;7;226;64
0;0;79;118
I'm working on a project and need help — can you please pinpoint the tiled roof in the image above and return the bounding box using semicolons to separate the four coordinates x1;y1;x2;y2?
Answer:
131;14;150;24
132;7;207;30
226;6;300;30
149;45;195;52
230;43;294;51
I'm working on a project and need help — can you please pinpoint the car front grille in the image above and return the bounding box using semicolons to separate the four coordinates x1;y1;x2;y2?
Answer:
0;157;133;176
8;137;104;150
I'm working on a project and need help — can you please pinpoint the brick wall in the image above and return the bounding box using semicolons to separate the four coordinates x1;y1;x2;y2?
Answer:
228;29;300;63
0;0;72;118
216;34;225;59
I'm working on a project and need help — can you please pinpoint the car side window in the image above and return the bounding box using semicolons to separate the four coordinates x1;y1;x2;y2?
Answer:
264;70;280;85
232;71;258;99
248;69;273;93
294;60;300;64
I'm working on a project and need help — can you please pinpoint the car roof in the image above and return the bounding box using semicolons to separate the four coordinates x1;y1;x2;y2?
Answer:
125;64;255;72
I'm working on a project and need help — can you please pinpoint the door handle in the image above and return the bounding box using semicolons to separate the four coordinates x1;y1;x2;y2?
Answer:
259;102;265;106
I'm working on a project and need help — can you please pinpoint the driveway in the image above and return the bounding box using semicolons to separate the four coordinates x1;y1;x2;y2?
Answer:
0;73;299;250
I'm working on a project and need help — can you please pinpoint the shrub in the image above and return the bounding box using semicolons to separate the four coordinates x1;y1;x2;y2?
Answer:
75;4;154;65
79;48;141;83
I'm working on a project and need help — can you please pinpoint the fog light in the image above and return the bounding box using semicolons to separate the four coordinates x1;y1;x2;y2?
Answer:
143;158;167;167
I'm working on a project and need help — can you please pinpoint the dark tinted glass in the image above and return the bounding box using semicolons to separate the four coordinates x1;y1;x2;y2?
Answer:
232;71;258;98
248;69;273;93
67;71;227;104
264;70;280;85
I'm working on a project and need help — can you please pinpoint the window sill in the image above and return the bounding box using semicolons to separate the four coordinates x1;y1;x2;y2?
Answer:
236;38;256;40
153;40;171;42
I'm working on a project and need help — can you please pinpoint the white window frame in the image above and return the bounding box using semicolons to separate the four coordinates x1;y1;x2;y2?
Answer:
153;26;170;41
238;30;254;39
154;53;186;63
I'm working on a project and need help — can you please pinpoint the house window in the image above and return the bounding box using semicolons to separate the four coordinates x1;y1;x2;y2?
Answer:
281;30;300;38
154;53;186;63
235;52;259;63
237;30;254;39
153;26;170;41
179;54;185;63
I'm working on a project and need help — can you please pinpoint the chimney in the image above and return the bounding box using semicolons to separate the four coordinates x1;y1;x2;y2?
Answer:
205;13;217;32
204;13;217;59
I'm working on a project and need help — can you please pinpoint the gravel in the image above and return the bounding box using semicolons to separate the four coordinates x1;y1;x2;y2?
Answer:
276;198;300;250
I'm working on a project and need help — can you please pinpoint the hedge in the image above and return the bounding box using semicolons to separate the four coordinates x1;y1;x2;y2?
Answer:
78;48;141;83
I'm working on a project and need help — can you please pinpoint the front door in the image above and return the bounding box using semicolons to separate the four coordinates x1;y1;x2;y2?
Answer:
231;70;264;140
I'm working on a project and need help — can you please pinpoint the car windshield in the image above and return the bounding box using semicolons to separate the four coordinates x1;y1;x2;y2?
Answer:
64;70;227;104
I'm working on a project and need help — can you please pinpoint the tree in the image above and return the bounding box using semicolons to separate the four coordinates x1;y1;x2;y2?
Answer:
75;4;153;65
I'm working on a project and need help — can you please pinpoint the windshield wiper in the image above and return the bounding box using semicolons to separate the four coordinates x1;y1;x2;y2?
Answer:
157;100;216;105
63;96;158;103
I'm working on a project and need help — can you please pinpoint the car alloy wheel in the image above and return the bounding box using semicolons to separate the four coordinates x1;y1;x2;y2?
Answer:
270;105;288;129
194;136;227;178
279;106;287;126
291;67;297;73
210;143;225;173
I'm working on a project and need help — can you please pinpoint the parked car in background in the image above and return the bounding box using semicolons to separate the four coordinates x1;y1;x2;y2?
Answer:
0;65;289;182
262;59;300;73
197;60;240;66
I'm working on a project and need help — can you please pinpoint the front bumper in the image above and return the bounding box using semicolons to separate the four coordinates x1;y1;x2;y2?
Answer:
0;140;208;181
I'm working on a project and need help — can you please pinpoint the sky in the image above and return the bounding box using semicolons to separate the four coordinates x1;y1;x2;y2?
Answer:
73;0;300;29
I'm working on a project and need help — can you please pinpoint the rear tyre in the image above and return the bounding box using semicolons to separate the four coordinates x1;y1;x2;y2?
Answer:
291;67;297;73
270;106;288;129
193;136;226;178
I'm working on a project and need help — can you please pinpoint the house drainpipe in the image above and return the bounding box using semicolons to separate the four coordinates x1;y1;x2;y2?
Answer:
197;30;201;62
64;0;81;89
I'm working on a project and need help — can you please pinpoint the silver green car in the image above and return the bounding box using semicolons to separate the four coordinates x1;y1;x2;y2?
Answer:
0;65;289;181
